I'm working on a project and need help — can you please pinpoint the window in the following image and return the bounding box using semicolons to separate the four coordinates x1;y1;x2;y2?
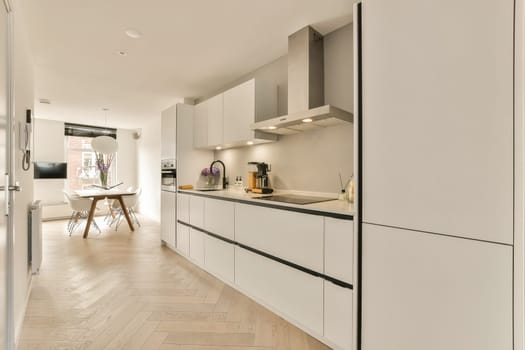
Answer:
66;135;116;191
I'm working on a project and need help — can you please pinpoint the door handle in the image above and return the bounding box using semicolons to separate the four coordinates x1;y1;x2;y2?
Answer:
0;185;20;191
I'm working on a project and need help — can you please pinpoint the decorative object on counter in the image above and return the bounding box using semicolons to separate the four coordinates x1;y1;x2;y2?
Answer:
338;173;347;200
178;184;194;190
347;174;355;203
234;176;244;189
91;135;118;189
201;166;221;187
210;160;228;189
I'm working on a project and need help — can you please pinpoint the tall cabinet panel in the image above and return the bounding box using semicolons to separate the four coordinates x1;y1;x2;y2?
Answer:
161;105;177;159
362;224;512;350
361;0;514;244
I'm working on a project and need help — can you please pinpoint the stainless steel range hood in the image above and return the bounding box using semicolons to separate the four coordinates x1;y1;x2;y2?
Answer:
251;26;353;135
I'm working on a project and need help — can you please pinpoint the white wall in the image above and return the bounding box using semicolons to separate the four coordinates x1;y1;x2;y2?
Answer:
33;118;65;162
214;24;354;194
137;116;161;221
11;0;35;342
116;129;138;189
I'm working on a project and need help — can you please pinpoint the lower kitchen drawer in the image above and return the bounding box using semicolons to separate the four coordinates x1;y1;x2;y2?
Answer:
176;223;189;256
189;228;204;266
235;246;323;335
324;281;353;350
204;235;235;283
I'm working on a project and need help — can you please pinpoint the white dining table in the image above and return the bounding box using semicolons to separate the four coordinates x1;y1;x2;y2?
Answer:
75;188;136;238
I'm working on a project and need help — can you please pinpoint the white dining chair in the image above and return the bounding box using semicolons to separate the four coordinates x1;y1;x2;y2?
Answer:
110;187;142;230
63;191;101;236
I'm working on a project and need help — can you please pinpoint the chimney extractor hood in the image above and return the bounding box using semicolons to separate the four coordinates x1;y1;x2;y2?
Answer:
251;26;353;135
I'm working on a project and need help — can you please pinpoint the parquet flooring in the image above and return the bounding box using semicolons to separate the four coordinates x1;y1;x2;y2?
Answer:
17;217;330;350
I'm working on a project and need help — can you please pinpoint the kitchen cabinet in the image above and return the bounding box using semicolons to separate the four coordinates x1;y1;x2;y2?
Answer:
360;0;514;244
192;78;278;150
176;192;190;223
189;228;204;266
207;94;223;147
204;198;234;240
193;101;208;149
324;281;352;350
161;105;177;159
223;78;277;145
235;203;324;273
189;195;204;228
235;246;324;335
160;191;176;247
324;217;353;284
204;235;235;283
362;224;512;350
176;223;190;256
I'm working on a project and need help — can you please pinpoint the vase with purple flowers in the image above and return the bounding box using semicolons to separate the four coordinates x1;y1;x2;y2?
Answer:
201;166;220;187
96;152;114;189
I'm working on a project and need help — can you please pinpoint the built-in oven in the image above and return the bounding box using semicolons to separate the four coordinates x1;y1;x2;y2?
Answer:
161;159;177;192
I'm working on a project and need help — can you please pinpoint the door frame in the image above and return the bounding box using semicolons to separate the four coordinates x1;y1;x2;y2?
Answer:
515;0;525;348
3;0;14;349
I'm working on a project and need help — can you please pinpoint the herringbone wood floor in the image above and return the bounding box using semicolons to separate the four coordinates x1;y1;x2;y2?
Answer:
18;216;330;350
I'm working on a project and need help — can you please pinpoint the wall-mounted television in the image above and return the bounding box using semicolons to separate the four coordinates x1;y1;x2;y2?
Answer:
34;162;67;179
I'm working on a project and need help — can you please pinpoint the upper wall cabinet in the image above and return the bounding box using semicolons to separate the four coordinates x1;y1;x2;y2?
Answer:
161;105;177;160
194;78;278;150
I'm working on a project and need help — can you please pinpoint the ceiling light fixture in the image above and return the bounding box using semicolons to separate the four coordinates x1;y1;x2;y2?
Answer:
216;146;222;150
246;141;254;145
118;51;127;56
302;118;313;123
125;28;142;39
268;126;277;130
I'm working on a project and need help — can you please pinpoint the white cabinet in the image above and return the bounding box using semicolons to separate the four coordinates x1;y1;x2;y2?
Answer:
324;282;353;350
161;105;177;159
160;191;176;247
204;235;235;283
176;192;190;223
189;228;204;266
207;94;223;147
204;198;234;240
176;223;190;256
324;217;353;284
189;195;205;228
223;78;277;145
235;247;324;335
361;0;514;244
193;101;208;149
235;203;324;272
193;78;277;149
362;224;513;350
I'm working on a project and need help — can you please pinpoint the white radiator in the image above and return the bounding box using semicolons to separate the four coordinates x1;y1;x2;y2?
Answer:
29;200;42;274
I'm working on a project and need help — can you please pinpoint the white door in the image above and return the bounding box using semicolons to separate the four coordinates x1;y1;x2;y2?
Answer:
0;2;12;348
360;0;514;244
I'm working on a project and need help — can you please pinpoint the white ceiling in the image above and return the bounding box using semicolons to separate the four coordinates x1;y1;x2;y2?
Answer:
19;0;353;129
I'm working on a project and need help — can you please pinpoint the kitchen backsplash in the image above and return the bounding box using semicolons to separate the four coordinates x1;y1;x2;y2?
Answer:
215;123;353;194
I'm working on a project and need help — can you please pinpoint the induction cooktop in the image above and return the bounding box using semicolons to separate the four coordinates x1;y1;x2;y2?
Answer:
256;194;335;205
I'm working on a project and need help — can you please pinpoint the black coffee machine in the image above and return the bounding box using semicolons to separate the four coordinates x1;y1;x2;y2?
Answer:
248;162;273;193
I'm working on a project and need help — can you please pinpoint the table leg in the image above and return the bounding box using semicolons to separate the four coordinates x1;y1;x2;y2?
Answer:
83;198;99;239
117;196;135;232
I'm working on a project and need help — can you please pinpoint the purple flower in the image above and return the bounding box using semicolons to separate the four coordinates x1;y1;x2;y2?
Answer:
201;167;220;176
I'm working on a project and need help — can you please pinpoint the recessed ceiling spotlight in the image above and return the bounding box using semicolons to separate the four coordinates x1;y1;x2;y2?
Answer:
39;98;51;104
246;141;254;145
215;146;222;150
118;51;127;56
268;126;277;130
125;28;142;39
302;118;313;123
102;107;110;111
